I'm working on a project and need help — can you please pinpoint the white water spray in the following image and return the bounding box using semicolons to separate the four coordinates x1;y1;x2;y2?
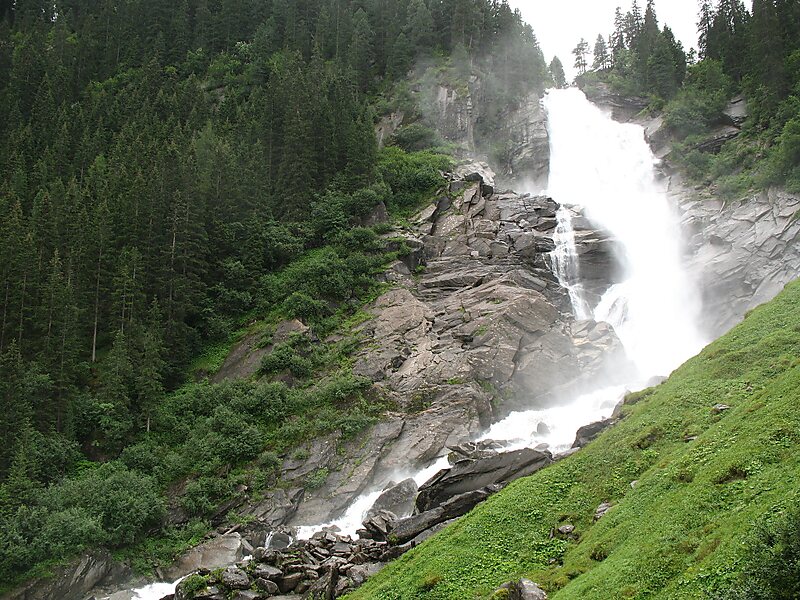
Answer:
550;205;592;320
482;88;706;450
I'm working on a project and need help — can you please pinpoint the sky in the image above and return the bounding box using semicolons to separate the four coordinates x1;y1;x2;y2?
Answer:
507;0;704;78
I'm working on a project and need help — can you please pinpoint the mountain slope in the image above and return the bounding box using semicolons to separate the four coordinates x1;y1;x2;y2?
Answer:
348;278;800;599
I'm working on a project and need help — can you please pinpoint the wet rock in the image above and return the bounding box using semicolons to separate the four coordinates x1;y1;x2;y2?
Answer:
252;564;282;580
416;449;551;512
254;578;279;594
572;418;616;448
365;479;418;521
392;487;499;545
277;572;304;593
447;440;503;465
361;510;398;541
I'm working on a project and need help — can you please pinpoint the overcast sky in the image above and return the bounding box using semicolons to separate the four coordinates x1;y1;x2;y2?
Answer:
507;0;705;78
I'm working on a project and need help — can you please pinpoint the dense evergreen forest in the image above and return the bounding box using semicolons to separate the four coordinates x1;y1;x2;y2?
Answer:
579;0;800;193
0;0;551;585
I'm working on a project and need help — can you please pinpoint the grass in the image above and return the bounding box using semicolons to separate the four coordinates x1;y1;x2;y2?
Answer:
346;279;800;599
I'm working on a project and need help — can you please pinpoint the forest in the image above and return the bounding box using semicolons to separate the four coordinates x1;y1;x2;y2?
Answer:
0;0;552;586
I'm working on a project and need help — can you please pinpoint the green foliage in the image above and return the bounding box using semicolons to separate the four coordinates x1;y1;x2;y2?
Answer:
181;574;210;597
391;124;443;152
306;468;330;490
377;147;452;212
347;280;800;599
664;61;733;137
714;497;800;599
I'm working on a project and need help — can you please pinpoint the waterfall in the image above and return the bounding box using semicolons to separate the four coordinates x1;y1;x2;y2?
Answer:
481;88;706;451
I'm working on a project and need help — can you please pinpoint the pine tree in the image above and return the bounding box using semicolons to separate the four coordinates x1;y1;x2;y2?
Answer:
550;56;567;88
573;38;589;75
593;35;610;71
348;8;375;92
405;0;434;52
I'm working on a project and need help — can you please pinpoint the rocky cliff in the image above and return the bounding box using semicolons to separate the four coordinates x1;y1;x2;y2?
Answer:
245;164;626;531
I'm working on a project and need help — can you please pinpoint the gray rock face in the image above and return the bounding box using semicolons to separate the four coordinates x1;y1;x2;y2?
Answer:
164;533;246;580
280;172;629;528
1;551;131;600
419;78;549;184
416;448;552;513
581;81;648;122
678;184;800;338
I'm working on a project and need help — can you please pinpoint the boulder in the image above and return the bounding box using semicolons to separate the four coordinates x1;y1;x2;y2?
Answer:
572;418;616;448
392;486;499;545
416;449;551;512
365;479;418;520
165;534;245;580
220;567;250;590
455;161;496;197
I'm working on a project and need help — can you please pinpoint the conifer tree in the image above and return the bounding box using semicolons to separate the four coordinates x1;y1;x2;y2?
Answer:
573;38;589;74
549;56;567;88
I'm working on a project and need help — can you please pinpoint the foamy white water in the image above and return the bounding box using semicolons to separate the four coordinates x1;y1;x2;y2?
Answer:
551;205;592;320
129;578;183;600
545;88;705;377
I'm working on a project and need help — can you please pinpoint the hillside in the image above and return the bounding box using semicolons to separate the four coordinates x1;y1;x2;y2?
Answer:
348;278;800;599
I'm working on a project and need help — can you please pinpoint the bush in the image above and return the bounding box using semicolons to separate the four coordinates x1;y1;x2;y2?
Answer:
714;499;800;599
377;147;451;211
391;123;442;152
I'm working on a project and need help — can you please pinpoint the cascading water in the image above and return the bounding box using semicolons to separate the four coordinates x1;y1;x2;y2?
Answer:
125;88;707;599
550;205;592;320
546;88;705;376
483;87;706;451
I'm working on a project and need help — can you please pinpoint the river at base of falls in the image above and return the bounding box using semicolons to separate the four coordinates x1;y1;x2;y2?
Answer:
127;88;706;599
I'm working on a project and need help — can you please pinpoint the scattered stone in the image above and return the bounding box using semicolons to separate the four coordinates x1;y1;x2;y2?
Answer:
277;572;304;593
254;578;279;594
496;578;548;599
594;502;613;521
252;563;282;580
712;404;731;414
557;524;575;536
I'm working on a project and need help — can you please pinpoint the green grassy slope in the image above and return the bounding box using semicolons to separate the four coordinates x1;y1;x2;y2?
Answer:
348;279;800;599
